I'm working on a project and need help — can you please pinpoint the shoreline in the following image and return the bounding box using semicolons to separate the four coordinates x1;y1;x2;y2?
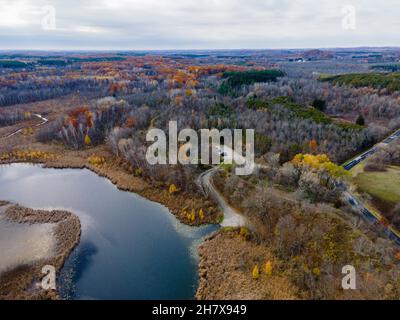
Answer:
0;145;222;227
0;202;81;300
2;145;288;300
0;146;236;300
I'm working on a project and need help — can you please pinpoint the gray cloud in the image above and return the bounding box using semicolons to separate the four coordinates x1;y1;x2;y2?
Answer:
0;0;399;50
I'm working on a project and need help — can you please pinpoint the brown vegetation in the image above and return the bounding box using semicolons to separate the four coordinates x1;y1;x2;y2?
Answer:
0;203;81;300
197;229;298;300
198;156;400;300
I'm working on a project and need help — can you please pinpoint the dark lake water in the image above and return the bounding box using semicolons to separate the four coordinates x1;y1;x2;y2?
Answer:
0;163;217;300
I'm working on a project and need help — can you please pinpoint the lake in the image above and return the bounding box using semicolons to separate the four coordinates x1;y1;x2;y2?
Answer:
0;163;217;300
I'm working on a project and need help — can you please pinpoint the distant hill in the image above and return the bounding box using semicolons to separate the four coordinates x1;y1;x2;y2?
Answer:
302;49;334;60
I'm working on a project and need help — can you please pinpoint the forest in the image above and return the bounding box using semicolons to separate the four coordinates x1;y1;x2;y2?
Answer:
2;49;400;300
322;72;400;93
0;52;398;190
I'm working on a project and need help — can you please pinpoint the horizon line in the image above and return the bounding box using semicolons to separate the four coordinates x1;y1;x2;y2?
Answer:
1;46;400;53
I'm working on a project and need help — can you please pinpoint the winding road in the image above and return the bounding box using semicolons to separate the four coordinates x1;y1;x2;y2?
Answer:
7;111;396;242
198;128;400;245
2;113;48;139
198;167;247;227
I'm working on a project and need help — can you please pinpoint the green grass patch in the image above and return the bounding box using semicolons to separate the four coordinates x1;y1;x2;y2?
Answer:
353;165;400;211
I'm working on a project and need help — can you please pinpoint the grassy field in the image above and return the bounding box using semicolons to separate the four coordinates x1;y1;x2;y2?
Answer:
353;165;400;212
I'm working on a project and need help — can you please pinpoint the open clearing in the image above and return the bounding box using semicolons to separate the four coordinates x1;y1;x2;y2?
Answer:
353;165;400;212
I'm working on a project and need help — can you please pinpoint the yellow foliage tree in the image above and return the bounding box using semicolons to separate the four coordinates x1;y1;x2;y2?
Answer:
85;134;91;146
252;265;259;280
88;155;105;166
264;261;272;276
199;209;205;220
3;149;55;162
169;184;179;195
312;267;321;277
292;153;348;177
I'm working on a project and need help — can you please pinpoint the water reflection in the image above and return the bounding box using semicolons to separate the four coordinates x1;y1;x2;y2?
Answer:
0;163;217;300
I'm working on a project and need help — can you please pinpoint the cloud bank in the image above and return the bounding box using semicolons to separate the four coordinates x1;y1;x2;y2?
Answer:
0;0;399;50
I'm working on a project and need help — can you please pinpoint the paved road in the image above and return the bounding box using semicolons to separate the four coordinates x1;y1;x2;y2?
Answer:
341;128;400;245
341;189;400;245
343;129;400;170
197;129;400;244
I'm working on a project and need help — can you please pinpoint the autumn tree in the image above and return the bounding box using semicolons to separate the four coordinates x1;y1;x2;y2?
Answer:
309;140;318;154
169;184;179;195
252;265;259;280
85;134;92;146
264;261;272;276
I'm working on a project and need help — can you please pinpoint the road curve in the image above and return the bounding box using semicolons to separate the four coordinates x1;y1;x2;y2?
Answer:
198;167;247;227
33;113;48;127
2;114;48;139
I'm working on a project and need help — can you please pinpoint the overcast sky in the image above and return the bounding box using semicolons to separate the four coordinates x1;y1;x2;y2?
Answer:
0;0;399;50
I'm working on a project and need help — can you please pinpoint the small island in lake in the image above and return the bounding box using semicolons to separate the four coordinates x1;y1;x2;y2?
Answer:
0;202;81;300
